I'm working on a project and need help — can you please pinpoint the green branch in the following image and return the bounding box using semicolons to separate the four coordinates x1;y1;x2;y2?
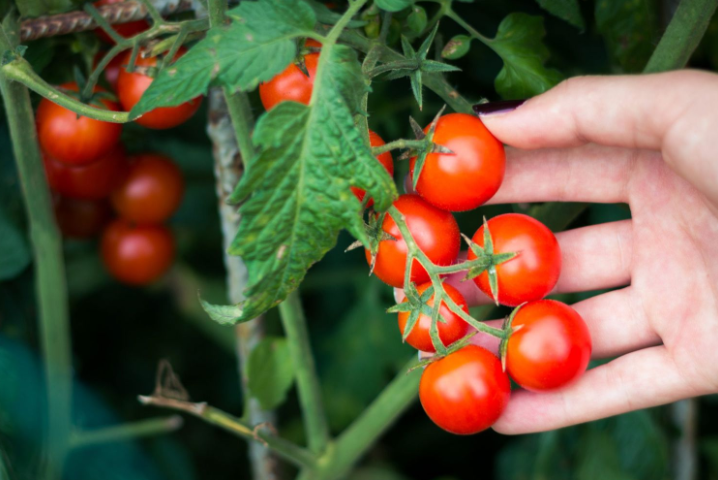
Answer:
0;30;72;480
315;358;421;480
371;138;425;155
139;396;316;469
1;59;130;122
643;0;718;73
278;291;331;453
70;416;183;448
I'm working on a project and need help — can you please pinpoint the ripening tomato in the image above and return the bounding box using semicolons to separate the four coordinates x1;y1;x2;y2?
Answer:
398;283;470;352
468;213;561;306
93;0;150;44
54;196;112;239
304;39;322;49
351;130;394;206
506;300;592;391
420;345;511;435
44;146;127;200
116;48;202;129
36;82;123;166
410;113;505;212
365;194;460;288
110;153;184;224
93;51;125;91
259;52;319;111
101;219;175;285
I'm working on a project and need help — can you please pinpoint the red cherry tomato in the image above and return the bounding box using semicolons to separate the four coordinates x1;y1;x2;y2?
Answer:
93;0;150;44
54;196;112;239
116;48;202;129
36;82;122;166
259;52;319;111
410;113;505;212
468;213;561;306
304;39;322;49
398;282;470;352
506;300;592;392
110;153;184;225
351;130;394;207
44;146;127;200
93;51;125;91
419;345;511;435
365;194;460;288
101;218;175;285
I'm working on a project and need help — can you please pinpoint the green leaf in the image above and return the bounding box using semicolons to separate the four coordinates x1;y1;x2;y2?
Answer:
535;0;585;29
595;0;658;72
226;45;397;322
0;212;30;281
199;297;248;325
246;337;295;410
130;0;316;118
489;13;563;99
375;0;413;13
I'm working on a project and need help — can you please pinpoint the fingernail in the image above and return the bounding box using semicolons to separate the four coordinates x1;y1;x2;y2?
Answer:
473;99;526;117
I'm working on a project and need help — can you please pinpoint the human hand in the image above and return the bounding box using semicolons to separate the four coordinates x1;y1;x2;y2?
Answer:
406;70;718;435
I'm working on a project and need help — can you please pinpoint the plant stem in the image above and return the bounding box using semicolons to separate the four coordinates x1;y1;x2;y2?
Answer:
316;358;421;480
0;32;72;480
207;0;227;27
443;8;491;44
223;88;256;162
138;396;316;470
1;59;130;123
367;59;419;78
371;138;425;155
643;0;718;73
70;416;184;448
278;291;331;454
207;87;279;480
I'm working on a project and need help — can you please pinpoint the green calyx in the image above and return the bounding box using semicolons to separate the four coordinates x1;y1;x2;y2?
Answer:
498;303;526;371
462;217;518;305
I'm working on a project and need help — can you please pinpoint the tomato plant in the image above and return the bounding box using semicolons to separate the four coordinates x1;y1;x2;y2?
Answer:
110;153;184;224
410;113;505;212
351;130;394;206
35;82;122;165
259;52;319;110
365;194;460;288
506;300;592;391
419;345;511;435
116;48;202;129
100;219;175;285
468;213;562;306
93;51;124;91
44;146;127;200
397;282;469;352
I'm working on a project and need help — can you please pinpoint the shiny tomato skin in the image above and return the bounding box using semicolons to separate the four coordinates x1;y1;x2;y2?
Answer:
54;197;112;239
116;48;202;129
110;153;184;225
410;113;505;212
36;82;122;166
365;194;460;288
93;0;150;44
44;146;127;200
506;300;592;392
259;53;319;111
101;219;175;285
398;282;470;352
351;130;394;207
468;213;561;306
420;345;511;435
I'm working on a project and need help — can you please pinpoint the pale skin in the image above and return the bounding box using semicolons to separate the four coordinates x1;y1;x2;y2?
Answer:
400;70;718;434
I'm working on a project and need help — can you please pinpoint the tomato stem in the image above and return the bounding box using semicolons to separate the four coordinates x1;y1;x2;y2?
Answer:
70;416;184;448
0;23;72;480
371;138;425;155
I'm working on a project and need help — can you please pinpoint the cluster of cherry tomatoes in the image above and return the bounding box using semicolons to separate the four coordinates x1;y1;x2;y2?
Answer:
37;1;202;285
259;40;593;435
